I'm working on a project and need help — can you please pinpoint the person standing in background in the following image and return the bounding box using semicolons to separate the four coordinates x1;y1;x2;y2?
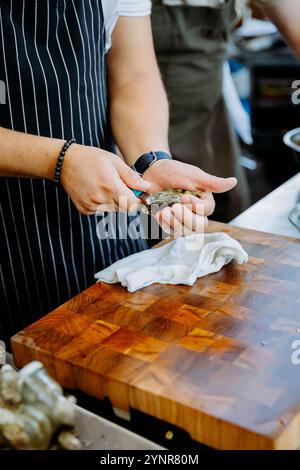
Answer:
151;0;300;221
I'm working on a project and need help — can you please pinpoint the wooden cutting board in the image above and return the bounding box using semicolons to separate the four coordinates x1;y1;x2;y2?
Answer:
11;222;300;450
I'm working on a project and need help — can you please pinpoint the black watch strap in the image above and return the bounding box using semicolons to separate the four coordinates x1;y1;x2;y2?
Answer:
132;151;172;175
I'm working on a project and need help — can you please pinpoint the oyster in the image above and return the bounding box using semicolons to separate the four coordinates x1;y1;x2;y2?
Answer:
139;188;201;214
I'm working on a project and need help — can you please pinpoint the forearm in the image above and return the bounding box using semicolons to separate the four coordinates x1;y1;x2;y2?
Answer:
261;0;300;58
109;73;170;166
107;16;170;167
0;127;63;179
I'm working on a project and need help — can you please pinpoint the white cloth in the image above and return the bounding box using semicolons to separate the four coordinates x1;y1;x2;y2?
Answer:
102;0;152;52
95;232;248;292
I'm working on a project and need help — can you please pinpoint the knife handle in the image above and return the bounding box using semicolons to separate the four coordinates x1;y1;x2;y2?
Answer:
131;189;144;198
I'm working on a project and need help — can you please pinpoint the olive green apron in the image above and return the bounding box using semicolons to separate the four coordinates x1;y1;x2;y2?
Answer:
151;0;251;221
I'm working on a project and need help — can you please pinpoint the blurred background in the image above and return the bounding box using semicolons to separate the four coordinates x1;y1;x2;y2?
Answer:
224;8;300;203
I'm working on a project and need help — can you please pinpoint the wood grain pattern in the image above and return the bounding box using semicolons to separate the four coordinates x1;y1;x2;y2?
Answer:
11;222;300;450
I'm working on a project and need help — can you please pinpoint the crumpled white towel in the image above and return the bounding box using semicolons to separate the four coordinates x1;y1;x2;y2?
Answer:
95;232;248;293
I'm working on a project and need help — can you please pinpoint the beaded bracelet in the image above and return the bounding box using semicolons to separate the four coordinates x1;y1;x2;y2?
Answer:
53;138;76;184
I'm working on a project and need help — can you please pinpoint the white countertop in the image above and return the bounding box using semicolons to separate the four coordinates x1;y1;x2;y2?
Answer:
231;173;300;238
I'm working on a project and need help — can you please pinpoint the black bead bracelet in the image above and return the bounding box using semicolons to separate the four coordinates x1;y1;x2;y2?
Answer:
53;138;76;184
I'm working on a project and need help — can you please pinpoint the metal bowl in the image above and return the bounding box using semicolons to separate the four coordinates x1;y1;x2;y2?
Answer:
289;203;300;230
283;128;300;230
283;128;300;158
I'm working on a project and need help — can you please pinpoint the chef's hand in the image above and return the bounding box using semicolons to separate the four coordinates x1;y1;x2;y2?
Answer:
156;193;211;238
143;159;237;236
60;145;151;215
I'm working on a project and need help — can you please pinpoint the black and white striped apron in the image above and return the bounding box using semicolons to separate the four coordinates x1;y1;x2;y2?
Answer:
0;0;147;347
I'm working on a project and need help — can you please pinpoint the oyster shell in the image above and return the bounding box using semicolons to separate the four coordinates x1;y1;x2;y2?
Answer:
139;189;201;214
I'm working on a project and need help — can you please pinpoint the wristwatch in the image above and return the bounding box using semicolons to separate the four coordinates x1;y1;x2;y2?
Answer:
132;151;172;175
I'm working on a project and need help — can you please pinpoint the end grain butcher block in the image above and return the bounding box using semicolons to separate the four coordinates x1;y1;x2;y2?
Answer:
11;222;300;450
